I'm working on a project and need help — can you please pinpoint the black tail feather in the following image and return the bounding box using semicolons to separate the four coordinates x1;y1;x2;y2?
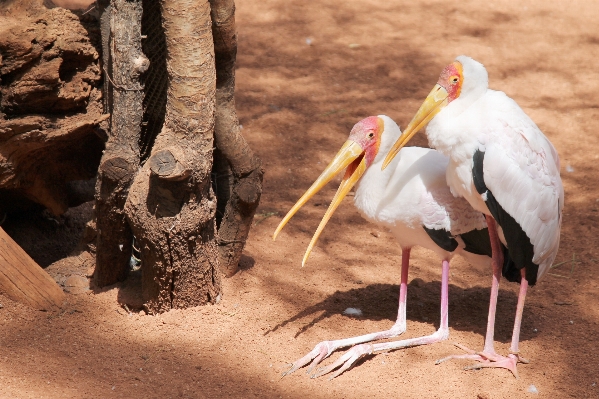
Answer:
501;244;520;283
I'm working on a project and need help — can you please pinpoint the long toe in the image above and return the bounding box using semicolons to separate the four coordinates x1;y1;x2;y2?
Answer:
436;343;490;365
464;353;519;379
436;344;521;379
311;344;373;379
282;341;332;377
435;343;510;366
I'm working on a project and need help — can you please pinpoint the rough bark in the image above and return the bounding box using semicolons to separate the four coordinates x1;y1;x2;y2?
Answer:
124;0;221;314
209;0;263;276
0;7;106;216
92;0;148;288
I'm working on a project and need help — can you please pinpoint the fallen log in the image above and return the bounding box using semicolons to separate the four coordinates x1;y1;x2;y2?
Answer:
0;6;106;216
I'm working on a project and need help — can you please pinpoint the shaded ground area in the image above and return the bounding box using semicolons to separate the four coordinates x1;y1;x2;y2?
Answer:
1;0;598;398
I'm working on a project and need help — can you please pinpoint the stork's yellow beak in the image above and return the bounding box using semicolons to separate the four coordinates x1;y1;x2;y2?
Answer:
382;84;449;169
273;140;367;266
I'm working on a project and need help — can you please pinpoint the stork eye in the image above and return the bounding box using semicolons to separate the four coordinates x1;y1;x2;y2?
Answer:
450;76;459;84
368;132;374;139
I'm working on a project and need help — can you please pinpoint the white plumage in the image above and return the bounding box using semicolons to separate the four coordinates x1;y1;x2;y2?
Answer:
427;63;563;280
383;55;564;377
274;115;493;378
352;117;487;259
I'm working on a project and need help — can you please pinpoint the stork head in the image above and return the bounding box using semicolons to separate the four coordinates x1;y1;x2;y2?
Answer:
273;115;397;266
382;55;488;169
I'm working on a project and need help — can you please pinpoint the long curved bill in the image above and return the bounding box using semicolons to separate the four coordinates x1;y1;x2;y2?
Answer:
273;140;366;265
301;156;366;266
382;84;449;170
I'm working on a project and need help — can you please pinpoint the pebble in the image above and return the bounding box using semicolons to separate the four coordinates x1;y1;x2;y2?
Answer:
569;320;574;324
528;384;539;394
565;164;574;173
343;308;362;317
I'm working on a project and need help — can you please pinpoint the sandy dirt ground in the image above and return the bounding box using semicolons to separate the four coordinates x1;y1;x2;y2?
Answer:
1;0;599;398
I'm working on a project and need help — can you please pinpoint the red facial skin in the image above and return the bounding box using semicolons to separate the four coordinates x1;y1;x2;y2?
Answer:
437;61;464;103
348;116;385;167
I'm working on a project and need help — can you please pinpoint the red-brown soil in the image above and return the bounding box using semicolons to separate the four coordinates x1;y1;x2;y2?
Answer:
1;0;598;398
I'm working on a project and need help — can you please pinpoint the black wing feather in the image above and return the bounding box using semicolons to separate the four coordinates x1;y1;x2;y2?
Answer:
472;150;539;285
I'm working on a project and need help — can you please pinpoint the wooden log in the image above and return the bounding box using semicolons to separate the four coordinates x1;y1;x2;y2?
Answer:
0;227;66;310
0;8;106;216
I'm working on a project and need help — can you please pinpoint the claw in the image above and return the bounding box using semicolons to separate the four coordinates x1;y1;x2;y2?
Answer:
464;354;519;379
281;341;333;377
517;354;530;364
282;362;301;377
436;343;522;378
306;351;327;374
510;351;530;364
310;343;373;379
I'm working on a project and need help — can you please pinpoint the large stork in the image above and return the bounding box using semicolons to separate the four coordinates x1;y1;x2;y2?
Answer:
382;56;564;377
274;116;502;379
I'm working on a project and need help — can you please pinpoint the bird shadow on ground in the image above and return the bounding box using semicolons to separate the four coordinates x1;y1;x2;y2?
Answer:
267;279;533;344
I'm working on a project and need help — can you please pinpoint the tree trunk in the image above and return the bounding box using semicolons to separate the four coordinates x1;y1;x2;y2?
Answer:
209;0;263;277
124;0;221;314
93;0;148;287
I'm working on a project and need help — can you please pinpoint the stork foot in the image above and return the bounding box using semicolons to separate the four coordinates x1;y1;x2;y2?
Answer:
311;343;373;380
282;323;407;377
436;343;528;378
282;341;335;376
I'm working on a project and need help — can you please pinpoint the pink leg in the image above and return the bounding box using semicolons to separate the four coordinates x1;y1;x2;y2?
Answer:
509;269;530;363
481;215;504;355
436;217;526;378
282;248;412;376
396;247;410;331
312;258;451;379
460;269;530;377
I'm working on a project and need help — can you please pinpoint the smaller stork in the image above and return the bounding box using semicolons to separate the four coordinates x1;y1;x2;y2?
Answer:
273;116;502;379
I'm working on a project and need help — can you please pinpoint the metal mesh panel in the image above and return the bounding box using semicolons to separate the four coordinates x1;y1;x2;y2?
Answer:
140;0;168;162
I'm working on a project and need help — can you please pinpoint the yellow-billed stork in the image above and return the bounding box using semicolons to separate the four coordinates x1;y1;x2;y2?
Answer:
273;115;502;379
382;56;564;377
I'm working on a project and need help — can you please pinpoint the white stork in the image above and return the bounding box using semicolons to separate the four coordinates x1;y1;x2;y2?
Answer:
382;56;564;377
273;115;501;379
